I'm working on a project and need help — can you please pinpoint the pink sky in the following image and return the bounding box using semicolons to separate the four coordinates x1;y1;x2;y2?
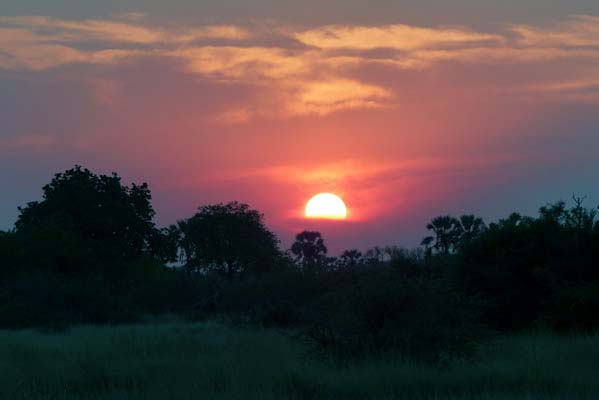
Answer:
1;12;599;252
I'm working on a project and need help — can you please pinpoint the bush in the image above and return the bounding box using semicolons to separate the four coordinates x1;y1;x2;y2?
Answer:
546;281;599;332
299;268;486;362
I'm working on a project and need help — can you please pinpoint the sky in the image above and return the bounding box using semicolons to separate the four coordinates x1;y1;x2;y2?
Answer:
1;1;599;253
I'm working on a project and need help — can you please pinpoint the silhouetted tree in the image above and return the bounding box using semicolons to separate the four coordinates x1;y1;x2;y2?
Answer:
422;216;462;255
457;215;486;248
14;166;161;274
457;200;599;330
387;247;425;278
365;246;385;264
291;231;328;271
338;249;363;269
0;230;20;279
147;225;180;264
178;202;281;279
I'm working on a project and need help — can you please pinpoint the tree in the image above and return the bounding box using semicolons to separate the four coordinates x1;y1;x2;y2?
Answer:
178;202;281;279
456;200;599;331
14;166;161;274
147;225;180;264
365;246;385;264
338;249;363;269
0;230;20;278
387;247;425;278
421;216;462;255
456;215;486;248
291;231;328;271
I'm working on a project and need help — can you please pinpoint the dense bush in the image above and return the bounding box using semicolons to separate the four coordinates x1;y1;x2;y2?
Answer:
546;281;599;331
298;269;485;361
456;201;599;331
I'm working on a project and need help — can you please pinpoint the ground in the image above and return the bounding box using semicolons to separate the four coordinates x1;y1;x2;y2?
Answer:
1;320;598;399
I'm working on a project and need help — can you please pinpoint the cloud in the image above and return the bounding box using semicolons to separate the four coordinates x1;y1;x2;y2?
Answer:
290;79;392;115
0;27;144;70
0;16;251;44
1;14;598;114
168;47;392;116
511;15;599;47
509;78;599;104
390;46;599;70
170;46;314;80
0;134;57;150
0;25;146;70
295;24;503;51
215;109;253;124
112;12;147;23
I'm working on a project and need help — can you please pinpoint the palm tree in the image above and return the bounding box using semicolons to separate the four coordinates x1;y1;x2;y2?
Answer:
421;216;462;255
291;231;327;271
457;215;486;247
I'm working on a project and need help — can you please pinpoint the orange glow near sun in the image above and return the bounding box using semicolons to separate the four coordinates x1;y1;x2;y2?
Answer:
305;193;348;220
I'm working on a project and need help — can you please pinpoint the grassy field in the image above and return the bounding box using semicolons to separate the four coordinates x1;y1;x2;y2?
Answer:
1;321;598;400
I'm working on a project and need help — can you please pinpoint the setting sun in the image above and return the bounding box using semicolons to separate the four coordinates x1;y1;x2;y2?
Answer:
305;193;348;220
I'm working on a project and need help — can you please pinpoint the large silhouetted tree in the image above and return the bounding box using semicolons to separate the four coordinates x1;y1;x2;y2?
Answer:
15;166;164;273
177;202;281;279
291;231;328;271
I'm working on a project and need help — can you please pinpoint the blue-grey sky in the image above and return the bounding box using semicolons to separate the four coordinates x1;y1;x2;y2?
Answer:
3;0;599;24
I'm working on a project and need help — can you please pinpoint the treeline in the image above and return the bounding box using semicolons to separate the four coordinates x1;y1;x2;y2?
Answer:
1;166;599;360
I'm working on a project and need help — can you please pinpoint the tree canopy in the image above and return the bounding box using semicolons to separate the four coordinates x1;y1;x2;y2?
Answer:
14;166;165;274
291;230;328;271
178;201;281;279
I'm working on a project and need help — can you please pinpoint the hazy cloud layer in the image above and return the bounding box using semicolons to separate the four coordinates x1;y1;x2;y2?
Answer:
2;15;599;115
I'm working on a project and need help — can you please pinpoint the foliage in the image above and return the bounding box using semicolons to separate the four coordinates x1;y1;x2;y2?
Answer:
177;201;282;279
0;230;20;279
336;249;363;270
544;281;599;331
422;215;486;255
456;199;599;330
13;166;170;274
290;230;328;271
299;268;485;361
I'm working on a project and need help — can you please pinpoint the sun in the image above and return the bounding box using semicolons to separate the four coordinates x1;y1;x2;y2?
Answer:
305;193;347;220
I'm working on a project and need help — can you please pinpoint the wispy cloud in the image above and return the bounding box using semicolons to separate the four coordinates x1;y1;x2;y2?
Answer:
170;46;313;80
290;79;392;115
1;14;598;115
0;134;57;150
295;24;503;50
0;16;251;44
511;15;599;47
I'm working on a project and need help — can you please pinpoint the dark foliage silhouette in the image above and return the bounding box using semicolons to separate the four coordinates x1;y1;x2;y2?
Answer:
291;230;328;271
336;249;363;270
15;165;166;272
421;216;462;255
457;199;599;330
177;201;281;279
0;166;176;326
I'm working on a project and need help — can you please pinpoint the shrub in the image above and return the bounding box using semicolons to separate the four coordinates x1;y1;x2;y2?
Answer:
546;281;599;332
300;268;486;362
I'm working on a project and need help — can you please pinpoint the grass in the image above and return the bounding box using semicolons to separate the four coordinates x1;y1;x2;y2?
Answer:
1;321;598;399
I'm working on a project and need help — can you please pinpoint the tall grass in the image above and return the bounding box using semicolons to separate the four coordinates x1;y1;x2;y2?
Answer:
1;322;598;399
